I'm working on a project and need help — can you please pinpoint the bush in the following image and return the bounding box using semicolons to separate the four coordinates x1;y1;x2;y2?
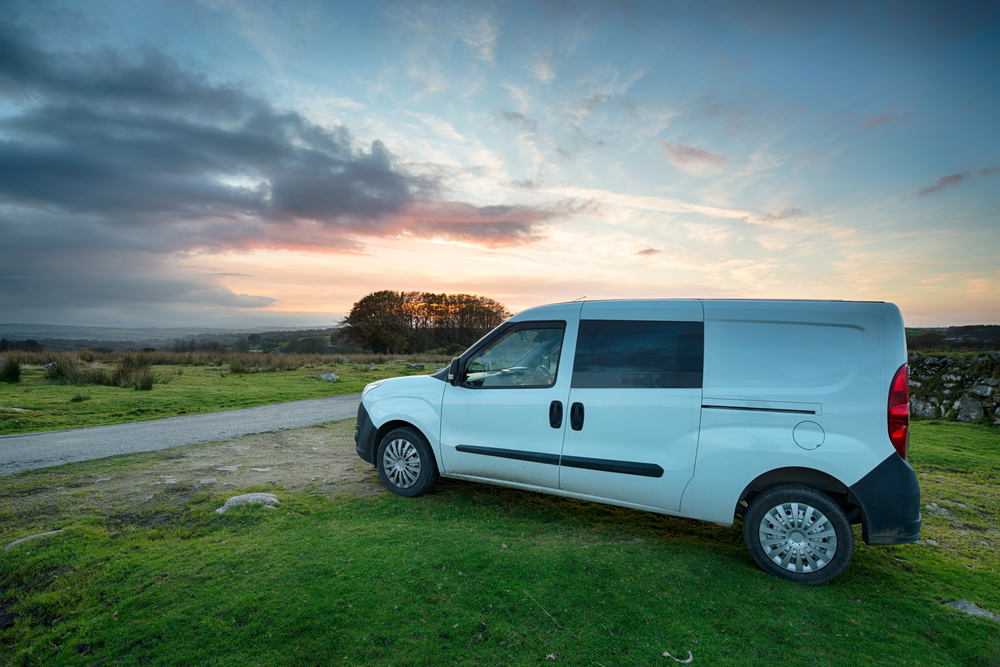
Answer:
0;357;21;384
45;355;109;385
109;353;156;390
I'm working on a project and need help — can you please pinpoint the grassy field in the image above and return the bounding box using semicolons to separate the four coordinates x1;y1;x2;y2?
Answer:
1;421;998;666
0;353;445;435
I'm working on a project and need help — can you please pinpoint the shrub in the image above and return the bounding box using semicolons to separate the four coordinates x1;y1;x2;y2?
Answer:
109;353;156;390
0;357;21;384
45;355;109;385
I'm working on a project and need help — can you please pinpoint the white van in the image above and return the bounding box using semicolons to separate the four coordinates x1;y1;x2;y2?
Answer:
354;299;920;584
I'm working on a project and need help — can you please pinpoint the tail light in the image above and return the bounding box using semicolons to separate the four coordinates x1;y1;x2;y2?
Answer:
888;364;909;459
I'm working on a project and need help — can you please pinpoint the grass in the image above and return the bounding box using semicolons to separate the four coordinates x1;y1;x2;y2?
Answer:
0;353;445;435
1;421;998;666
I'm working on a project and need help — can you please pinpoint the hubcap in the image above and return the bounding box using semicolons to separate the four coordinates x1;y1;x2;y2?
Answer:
382;438;421;489
758;501;838;573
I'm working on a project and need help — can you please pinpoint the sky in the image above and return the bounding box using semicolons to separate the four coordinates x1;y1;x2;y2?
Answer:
1;0;998;329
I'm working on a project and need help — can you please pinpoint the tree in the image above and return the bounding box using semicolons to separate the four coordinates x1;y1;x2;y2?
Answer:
342;290;412;353
342;290;510;353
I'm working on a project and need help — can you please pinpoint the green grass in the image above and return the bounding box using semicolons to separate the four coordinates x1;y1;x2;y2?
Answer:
1;421;998;666
0;359;441;435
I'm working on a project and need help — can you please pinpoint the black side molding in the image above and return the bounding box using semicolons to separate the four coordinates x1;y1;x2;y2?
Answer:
456;445;559;466
560;456;664;478
848;453;922;545
702;405;817;415
454;445;663;478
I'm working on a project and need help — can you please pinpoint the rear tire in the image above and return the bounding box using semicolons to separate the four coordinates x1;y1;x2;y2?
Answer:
376;427;438;497
743;483;853;585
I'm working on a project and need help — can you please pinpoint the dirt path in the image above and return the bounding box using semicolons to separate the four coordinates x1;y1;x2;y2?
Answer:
1;420;385;529
0;394;362;476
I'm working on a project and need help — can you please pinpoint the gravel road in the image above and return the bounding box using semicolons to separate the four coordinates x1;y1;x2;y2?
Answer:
0;394;361;476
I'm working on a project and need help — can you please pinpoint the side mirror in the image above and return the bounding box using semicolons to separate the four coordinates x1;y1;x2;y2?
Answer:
447;357;461;385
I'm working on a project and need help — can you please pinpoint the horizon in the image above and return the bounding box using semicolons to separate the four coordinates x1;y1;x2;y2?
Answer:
2;2;998;329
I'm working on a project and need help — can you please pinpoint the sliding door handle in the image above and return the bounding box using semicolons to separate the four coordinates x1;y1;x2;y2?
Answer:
570;402;585;431
549;401;563;428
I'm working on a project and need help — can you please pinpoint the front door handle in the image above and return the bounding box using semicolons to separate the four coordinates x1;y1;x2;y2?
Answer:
570;402;585;431
549;401;563;428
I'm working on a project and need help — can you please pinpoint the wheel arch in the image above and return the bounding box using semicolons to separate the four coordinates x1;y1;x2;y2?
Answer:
736;467;859;523
373;420;442;473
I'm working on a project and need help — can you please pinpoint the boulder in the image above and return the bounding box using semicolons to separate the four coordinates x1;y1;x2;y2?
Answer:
956;395;984;422
215;493;280;514
910;398;937;419
319;372;340;382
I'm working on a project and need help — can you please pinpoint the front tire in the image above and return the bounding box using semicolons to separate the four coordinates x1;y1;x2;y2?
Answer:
376;427;438;497
743;484;854;585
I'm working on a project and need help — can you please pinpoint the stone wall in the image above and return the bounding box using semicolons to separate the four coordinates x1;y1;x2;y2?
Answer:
908;353;1000;425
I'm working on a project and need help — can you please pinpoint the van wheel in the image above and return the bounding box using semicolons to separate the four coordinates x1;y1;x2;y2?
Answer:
743;484;853;585
377;427;438;497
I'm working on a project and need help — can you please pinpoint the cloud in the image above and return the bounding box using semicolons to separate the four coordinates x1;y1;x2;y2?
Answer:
660;142;728;166
863;107;914;128
916;171;970;198
759;207;804;221
635;248;660;256
499;109;539;133
529;51;556;84
0;19;571;318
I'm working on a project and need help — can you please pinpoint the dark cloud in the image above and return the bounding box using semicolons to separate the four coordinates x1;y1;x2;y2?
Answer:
660;142;728;166
0;20;568;321
499;109;538;132
635;248;660;256
916;171;969;198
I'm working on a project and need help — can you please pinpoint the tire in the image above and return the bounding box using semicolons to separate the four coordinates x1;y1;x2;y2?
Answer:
376;427;438;497
743;483;854;585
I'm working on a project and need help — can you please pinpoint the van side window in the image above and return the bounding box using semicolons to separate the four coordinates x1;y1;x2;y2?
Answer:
571;320;703;389
463;326;564;388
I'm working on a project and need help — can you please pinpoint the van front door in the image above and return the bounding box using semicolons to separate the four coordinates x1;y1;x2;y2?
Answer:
439;313;579;489
558;301;704;512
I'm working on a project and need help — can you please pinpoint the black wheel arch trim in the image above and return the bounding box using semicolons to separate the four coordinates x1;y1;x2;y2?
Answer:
354;402;378;464
735;455;921;546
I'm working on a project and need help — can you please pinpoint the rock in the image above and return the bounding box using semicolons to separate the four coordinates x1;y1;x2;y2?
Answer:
908;379;922;387
910;399;937;419
318;372;340;382
364;363;376;371
215;493;280;514
924;503;953;517
970;384;994;398
945;601;1000;623
982;378;1000;386
956;395;984;422
336;356;350;364
406;363;425;370
942;374;962;381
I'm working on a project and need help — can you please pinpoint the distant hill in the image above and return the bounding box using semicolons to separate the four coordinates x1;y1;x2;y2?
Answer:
0;323;341;351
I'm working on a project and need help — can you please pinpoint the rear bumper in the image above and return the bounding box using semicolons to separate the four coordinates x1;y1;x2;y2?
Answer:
354;402;378;465
848;453;922;545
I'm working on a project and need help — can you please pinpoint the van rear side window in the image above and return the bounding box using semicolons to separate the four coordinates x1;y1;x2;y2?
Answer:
571;320;704;389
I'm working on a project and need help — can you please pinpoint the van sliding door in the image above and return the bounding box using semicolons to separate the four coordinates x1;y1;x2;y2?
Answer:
558;301;704;512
